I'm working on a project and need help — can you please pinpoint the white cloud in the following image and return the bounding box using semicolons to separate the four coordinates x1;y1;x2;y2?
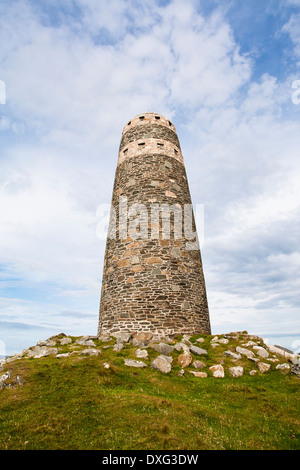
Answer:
0;0;300;353
282;13;300;59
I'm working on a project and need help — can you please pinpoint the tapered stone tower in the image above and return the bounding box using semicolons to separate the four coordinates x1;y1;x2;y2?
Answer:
98;112;211;337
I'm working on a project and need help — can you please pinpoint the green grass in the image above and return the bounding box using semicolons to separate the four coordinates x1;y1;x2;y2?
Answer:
0;333;299;450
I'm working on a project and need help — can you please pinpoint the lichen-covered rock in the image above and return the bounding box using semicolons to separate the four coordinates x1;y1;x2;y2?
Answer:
152;343;174;355
189;345;208;356
192;360;206;369
26;347;58;358
124;359;147;368
189;371;207;378
174;342;190;352
257;362;271;373
228;366;244;377
76;337;96;347
60;337;72;345
135;348;148;359
113;342;124;352
236;346;254;358
276;363;290;371
151;355;172;373
177;352;192;368
111;332;132;343
223;350;241;360
37;339;56;347
79;348;101;356
0;371;11;389
253;346;269;358
209;364;225;378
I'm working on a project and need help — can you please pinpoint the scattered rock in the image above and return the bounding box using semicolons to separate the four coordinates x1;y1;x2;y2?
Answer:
289;355;300;366
276;363;290;372
182;334;191;344
236;346;254;358
26;347;58;358
152;343;174;355
76;337;96;347
37;339;56;347
257;362;271;373
15;375;24;386
189;371;207;378
5;354;23;364
98;336;113;342
223;350;241;360
113;342;124;352
79;349;101;356
291;364;300;378
242;341;257;347
162;355;173;364
228;366;244;377
124;359;147;368
253;346;269;358
211;336;219;342
174;342;190;352
267;344;294;359
218;338;229;344
177;352;192;368
192;360;206;369
0;371;11;388
103;363;110;369
135;349;148;359
131;332;153;345
5;331;297;381
212;337;228;344
111;332;132;343
60;337;72;345
151;355;172;373
209;364;225;378
189;345;208;356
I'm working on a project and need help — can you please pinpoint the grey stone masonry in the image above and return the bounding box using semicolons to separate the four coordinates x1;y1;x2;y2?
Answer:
98;112;211;337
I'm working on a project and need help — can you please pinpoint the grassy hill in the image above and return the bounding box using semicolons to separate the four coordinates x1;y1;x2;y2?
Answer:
0;331;299;450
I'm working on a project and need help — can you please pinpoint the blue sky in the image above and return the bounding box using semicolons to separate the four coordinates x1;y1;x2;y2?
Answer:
0;0;300;356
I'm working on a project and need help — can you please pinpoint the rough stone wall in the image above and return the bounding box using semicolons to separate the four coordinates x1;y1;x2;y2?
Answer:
98;112;211;337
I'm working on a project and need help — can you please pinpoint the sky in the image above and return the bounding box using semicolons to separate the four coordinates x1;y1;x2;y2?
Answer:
0;0;300;356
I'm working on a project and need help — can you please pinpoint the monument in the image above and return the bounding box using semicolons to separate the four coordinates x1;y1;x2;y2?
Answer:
98;112;211;337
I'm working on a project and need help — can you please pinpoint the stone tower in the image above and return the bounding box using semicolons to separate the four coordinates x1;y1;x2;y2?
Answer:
98;112;211;337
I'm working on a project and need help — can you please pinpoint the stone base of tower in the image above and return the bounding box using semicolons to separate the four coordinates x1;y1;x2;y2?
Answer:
98;318;211;338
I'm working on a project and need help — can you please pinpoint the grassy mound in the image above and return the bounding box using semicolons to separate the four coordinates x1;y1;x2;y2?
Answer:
0;332;299;450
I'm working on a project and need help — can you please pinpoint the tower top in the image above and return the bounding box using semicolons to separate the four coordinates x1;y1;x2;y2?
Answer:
118;112;182;166
122;112;177;136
